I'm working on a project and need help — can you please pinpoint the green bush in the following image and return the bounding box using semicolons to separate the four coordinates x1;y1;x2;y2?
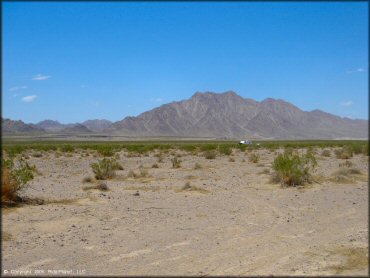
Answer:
90;158;122;180
272;150;317;187
2;158;36;203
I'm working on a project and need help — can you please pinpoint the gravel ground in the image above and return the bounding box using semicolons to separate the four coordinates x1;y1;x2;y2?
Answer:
2;148;368;276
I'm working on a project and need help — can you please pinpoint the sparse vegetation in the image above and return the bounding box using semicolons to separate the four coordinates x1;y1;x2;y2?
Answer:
272;150;317;186
90;158;123;180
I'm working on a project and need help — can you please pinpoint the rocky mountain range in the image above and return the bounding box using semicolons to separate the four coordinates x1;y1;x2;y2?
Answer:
2;91;368;139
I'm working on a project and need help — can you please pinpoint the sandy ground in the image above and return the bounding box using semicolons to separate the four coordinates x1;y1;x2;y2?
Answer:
2;148;369;276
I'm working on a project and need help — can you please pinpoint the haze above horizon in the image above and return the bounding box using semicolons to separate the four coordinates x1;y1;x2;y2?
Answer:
3;2;368;123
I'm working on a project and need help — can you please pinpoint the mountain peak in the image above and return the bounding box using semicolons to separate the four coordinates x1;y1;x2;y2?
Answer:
191;90;240;99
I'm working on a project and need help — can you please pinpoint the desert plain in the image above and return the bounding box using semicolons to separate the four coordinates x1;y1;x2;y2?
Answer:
2;142;369;276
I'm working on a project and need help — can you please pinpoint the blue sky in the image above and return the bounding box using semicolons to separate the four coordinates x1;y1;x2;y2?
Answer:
3;2;368;123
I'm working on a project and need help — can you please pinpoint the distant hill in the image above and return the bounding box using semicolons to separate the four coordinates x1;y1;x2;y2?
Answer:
82;119;112;132
107;91;368;139
36;120;66;132
61;124;92;134
2;118;45;134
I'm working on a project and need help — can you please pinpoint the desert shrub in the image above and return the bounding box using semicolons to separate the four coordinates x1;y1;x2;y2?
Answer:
339;160;353;168
249;153;260;163
182;181;191;190
321;149;331;157
194;162;202;169
349;144;364;155
139;168;149;177
82;176;93;183
171;157;182;168
127;168;149;178
2;158;36;203
4;145;27;159
335;167;362;176
32;152;43;158
127;170;137;178
260;168;270;174
361;144;369;156
335;147;353;159
90;158;122;180
60;144;74;153
83;182;108;191
272;150;317;187
204;150;217;159
156;154;164;163
179;144;197;153
219;145;232;156
200;144;217;152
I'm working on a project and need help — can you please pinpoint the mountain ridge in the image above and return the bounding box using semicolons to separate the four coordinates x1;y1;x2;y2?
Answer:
2;91;368;139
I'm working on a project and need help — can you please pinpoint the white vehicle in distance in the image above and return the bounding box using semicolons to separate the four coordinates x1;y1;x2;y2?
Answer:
239;140;260;146
239;140;253;145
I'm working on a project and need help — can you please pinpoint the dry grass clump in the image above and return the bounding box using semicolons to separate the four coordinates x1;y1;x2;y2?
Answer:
194;162;202;169
321;149;331;157
339;160;353;168
32;152;43;158
2;231;13;241
330;167;363;183
139;168;149;177
335;147;353;159
219;145;232;156
325;247;368;274
82;176;94;183
171;157;182;168
177;182;210;194
271;150;317;187
90;158;123;180
127;170;137;178
127;168;150;179
259;168;270;175
82;182;109;191
204;150;217;159
153;152;164;163
249;153;260;163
